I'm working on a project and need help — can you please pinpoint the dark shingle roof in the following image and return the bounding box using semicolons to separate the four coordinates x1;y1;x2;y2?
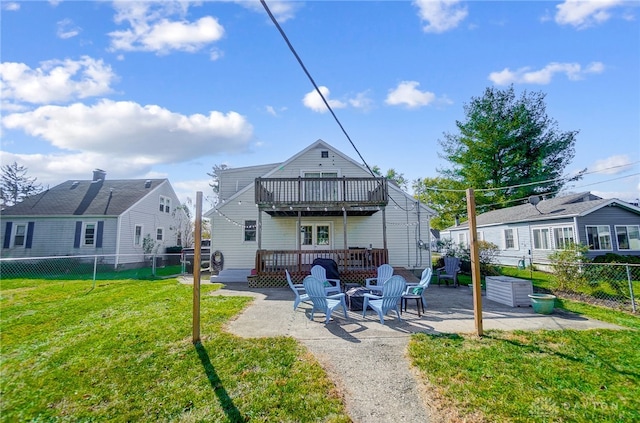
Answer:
1;179;166;217
450;192;637;229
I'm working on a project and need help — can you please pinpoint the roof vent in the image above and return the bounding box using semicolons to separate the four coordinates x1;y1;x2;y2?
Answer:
71;181;79;189
144;180;152;188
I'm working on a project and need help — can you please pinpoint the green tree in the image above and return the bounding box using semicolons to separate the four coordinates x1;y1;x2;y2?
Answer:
372;165;408;190
0;162;43;207
413;177;466;230
434;85;580;222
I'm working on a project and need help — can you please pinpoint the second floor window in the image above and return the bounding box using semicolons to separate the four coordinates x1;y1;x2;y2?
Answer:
156;228;164;242
159;196;171;213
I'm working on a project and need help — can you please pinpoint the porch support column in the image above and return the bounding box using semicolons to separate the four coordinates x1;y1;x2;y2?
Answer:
382;206;388;251
257;208;262;250
297;210;301;250
342;207;348;249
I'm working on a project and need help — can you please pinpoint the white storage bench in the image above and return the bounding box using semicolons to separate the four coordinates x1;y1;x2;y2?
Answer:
485;276;533;307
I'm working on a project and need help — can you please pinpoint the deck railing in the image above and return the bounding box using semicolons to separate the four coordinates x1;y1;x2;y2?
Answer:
254;248;388;285
255;177;388;207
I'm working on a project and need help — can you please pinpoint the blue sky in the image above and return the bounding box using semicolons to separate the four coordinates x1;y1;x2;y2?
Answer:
1;0;639;208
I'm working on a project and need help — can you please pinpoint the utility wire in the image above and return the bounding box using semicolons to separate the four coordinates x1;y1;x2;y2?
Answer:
261;0;420;213
260;0;375;177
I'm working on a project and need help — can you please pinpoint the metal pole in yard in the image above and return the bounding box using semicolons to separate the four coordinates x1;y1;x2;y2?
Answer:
466;188;483;336
193;191;202;344
92;255;98;290
626;265;636;313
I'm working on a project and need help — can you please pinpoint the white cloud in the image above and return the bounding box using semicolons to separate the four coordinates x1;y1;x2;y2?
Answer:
2;99;253;163
348;90;374;111
235;0;299;23
3;2;20;11
385;81;436;108
489;61;605;85
555;0;624;29
302;86;346;113
0;56;116;105
413;0;468;33
57;18;81;39
591;154;635;175
109;1;224;54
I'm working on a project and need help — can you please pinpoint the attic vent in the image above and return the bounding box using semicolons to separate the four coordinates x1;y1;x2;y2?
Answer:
71;181;79;189
321;150;329;158
144;180;152;188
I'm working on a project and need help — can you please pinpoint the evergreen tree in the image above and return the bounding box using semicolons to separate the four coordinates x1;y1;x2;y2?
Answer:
420;86;580;229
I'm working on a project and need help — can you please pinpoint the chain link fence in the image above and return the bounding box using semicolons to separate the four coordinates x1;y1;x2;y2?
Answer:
546;261;639;313
0;253;210;285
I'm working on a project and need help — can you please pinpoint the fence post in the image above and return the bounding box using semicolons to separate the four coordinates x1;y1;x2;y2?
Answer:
152;254;156;276
92;255;98;290
627;265;636;313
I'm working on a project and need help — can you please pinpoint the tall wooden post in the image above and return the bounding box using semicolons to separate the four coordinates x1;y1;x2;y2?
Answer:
193;191;202;344
466;188;483;336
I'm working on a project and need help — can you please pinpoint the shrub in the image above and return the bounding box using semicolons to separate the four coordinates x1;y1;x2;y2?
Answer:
549;243;589;291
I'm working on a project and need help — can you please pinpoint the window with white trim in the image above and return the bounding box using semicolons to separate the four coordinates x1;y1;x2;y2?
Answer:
615;225;640;250
134;225;143;246
14;224;26;247
159;196;170;213
457;232;467;246
532;228;550;250
84;223;96;246
244;220;256;242
504;229;516;249
586;225;612;251
156;227;164;242
553;227;575;249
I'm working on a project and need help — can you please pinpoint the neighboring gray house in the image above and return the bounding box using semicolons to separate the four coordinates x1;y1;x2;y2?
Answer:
1;169;185;268
440;192;640;267
203;139;436;283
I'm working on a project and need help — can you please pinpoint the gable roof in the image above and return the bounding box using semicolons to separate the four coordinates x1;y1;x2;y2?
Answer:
1;178;168;217
447;192;640;230
204;139;436;217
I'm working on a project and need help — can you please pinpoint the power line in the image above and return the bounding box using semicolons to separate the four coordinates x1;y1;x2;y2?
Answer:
260;0;417;213
260;0;374;178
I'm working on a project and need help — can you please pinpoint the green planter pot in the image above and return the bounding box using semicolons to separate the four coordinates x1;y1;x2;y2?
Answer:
528;294;556;314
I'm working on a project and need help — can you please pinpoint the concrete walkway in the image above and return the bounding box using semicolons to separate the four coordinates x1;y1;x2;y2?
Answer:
195;278;620;423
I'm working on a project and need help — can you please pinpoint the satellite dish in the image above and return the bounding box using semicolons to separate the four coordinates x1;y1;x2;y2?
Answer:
529;195;542;214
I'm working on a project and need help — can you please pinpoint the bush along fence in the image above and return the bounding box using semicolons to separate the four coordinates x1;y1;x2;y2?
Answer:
547;261;639;313
0;253;196;286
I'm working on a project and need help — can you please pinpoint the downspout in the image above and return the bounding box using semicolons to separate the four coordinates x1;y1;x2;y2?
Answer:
115;215;122;269
343;207;348;250
405;193;410;268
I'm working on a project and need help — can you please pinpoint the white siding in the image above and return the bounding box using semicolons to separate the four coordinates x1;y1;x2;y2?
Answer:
209;143;434;272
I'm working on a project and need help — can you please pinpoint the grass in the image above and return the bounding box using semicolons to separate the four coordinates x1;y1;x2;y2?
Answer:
408;328;640;422
409;272;640;422
1;278;350;422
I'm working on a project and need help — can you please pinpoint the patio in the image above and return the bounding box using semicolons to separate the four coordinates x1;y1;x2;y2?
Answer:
196;278;621;423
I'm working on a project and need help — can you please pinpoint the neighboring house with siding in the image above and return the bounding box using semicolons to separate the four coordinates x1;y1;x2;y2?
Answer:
440;192;640;268
1;169;185;268
203;139;436;283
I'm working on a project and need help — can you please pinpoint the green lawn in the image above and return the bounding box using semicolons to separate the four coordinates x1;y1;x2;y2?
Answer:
3;275;640;422
1;278;350;422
